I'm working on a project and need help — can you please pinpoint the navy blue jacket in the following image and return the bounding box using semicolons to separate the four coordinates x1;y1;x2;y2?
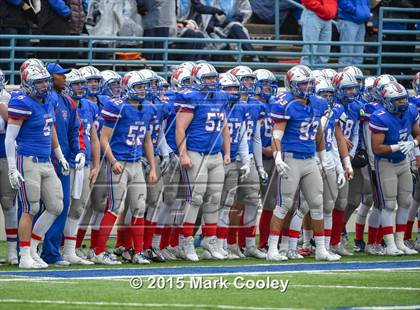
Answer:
338;0;370;24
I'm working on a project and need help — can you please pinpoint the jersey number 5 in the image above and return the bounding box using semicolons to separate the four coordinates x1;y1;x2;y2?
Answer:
205;112;224;132
126;125;147;146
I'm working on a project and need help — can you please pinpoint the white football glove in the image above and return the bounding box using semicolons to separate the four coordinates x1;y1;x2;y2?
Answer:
160;156;171;176
59;157;70;176
257;166;269;186
75;153;86;170
239;163;251;183
337;172;346;189
8;168;24;190
399;140;417;155
273;151;289;176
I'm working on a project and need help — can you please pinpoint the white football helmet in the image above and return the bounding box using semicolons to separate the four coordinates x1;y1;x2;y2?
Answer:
20;58;45;75
178;61;196;72
138;69;159;99
65;69;87;99
21;66;51;98
254;69;277;100
364;76;376;102
312;70;326;79
101;70;122;98
171;67;191;91
412;72;420;96
315;76;335;106
382;82;408;114
220;72;240;102
332;72;358;101
285;65;314;98
343;66;364;93
122;71;150;101
228;65;256;94
191;63;219;91
321;68;337;82
284;64;311;91
79;66;103;96
373;74;397;101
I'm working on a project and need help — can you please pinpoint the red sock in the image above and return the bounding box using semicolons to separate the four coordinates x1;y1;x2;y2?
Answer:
288;229;300;239
90;229;98;249
203;223;217;237
405;221;414;240
122;226;133;250
130;216;145;254
95;211;117;255
396;224;406;233
355;223;365;241
182;222;195;239
331;209;345;246
244;226;256;240
217;226;229;239
160;226;172;249
115;226;124;248
143;220;156;249
258;210;272;248
377;226;388;244
367;226;378;245
171;226;183;246
76;228;87;248
238;214;245;248
227;226;238;245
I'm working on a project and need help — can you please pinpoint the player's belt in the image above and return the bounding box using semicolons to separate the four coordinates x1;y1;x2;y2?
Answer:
29;156;51;163
379;157;405;164
285;152;315;160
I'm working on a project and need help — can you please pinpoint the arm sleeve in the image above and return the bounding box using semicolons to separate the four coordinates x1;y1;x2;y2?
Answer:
363;121;375;169
338;0;356;15
47;0;71;17
238;121;250;164
158;120;172;157
5;124;21;170
332;136;344;174
349;121;359;158
174;92;195;113
101;101;121;128
253;120;263;167
8;97;32;121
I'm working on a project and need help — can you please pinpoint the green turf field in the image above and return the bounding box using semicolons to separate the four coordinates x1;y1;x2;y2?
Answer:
0;236;419;310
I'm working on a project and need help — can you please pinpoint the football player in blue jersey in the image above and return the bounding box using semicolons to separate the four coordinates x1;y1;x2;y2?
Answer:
40;63;86;267
227;65;267;259
267;66;339;261
329;71;363;256
0;69;19;265
6;66;70;269
370;81;419;256
96;70;158;265
176;62;230;261
406;72;420;251
217;72;250;259
61;69;99;265
101;70;122;99
343;66;366;104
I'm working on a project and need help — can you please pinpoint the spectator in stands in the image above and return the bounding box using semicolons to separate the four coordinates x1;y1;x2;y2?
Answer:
139;0;177;61
189;0;258;62
300;0;337;66
249;0;298;27
0;0;36;76
67;0;88;59
337;0;370;65
174;18;207;61
38;0;72;60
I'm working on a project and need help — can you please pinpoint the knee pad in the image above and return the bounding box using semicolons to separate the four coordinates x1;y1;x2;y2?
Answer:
323;198;334;215
384;200;397;213
191;192;204;209
131;197;146;218
335;197;347;211
398;193;412;210
209;191;222;205
68;205;84;220
273;204;288;220
363;193;373;208
48;201;63;216
307;193;323;211
310;206;323;221
1;196;15;211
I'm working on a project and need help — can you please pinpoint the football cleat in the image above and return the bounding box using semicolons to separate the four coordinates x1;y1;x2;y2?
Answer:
266;250;288;261
330;243;353;256
19;256;47;269
244;246;267;259
354;239;366;252
182;236;199;262
384;246;404;256
113;246;125;257
161;246;178;261
76;247;88;260
63;254;94;265
144;248;165;262
132;252;151;264
315;250;341;261
92;252;122;265
201;236;225;260
227;244;245;258
287;249;304;260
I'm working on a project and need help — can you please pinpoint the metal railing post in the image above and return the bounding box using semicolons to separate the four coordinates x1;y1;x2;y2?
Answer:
88;37;93;65
10;37;16;85
163;39;169;76
275;0;280;41
309;42;314;67
377;7;384;76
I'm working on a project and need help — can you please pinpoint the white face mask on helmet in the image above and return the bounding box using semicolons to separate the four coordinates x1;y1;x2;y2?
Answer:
79;66;103;96
101;70;122;98
412;72;420;96
315;76;335;106
0;69;5;92
228;66;256;95
21;66;52;99
332;72;358;102
171;67;192;91
65;69;87;99
122;71;150;101
254;69;278;100
373;74;397;102
285;65;315;99
220;72;240;102
382;82;409;114
191;63;219;92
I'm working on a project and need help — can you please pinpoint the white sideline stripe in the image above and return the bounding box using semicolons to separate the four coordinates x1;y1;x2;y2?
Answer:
0;278;78;284
0;299;309;310
291;284;420;291
347;306;420;310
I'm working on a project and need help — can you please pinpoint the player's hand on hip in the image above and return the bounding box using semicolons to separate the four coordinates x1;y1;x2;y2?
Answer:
147;168;158;184
89;166;99;187
223;154;231;166
112;161;123;175
337;172;346;189
180;153;192;169
8;168;24;189
59;157;70;176
75;153;86;170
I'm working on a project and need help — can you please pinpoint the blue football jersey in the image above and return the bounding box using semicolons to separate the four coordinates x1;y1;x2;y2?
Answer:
71;99;97;167
409;95;420;114
243;97;265;154
339;99;364;140
101;98;155;161
224;102;247;160
369;104;419;162
8;94;55;158
323;104;344;152
163;96;178;155
149;98;170;156
0;133;5;158
175;90;228;155
271;95;328;157
363;101;382;121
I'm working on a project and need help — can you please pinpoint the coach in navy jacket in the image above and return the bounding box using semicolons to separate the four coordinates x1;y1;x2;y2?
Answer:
337;0;371;65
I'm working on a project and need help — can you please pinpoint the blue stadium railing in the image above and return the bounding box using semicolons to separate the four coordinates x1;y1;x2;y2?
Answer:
0;6;418;85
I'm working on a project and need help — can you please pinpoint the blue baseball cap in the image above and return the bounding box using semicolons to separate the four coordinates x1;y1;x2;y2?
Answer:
46;63;71;75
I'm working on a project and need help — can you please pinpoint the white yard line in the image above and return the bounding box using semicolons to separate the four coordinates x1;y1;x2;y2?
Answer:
0;299;310;310
290;284;420;291
347;306;420;310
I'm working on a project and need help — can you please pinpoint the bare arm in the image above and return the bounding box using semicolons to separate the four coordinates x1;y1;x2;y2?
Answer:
222;118;230;164
90;124;100;170
334;123;349;159
271;121;287;153
316;124;326;152
176;112;193;157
